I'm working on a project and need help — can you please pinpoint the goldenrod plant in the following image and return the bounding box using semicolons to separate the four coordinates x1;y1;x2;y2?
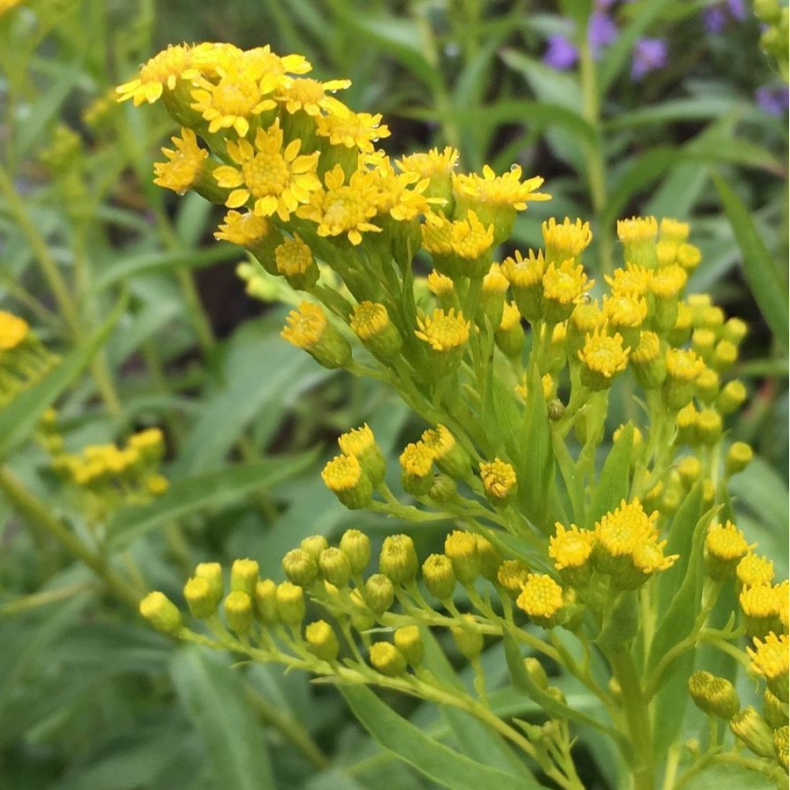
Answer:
120;42;788;790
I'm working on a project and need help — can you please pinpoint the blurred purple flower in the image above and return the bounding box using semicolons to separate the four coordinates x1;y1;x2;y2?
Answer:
594;0;618;9
755;85;790;116
727;0;747;21
631;38;667;80
703;0;747;33
589;12;619;57
543;34;579;70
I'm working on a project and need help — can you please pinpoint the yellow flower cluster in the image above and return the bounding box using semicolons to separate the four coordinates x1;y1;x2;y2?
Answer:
0;311;58;407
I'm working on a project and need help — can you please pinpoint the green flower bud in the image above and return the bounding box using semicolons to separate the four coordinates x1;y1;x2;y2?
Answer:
764;689;788;730
722;317;748;345
319;547;352;587
348;589;375;631
369;641;408;676
775;725;789;772
224;590;254;633
711;340;737;373
322;454;374;509
184;576;218;619
717;380;747;415
339;529;371;575
688;670;740;719
394;625;424;667
677;456;703;489
230;558;259;596
495;302;525;358
524;657;549;690
547;399;565;421
379;534;418;585
255;579;279;625
364;573;395;615
476;535;503;582
730;706;775;758
444;530;481;585
300;535;329;560
695;368;719;404
696;408;722;446
451;614;484;660
338;424;387;485
282;549;319;587
422;553;457;601
421;424;471;481
349;302;403;360
139;591;182;636
276;582;306;626
428;474;458;504
194;562;223;605
725;441;753;477
305;620;339;662
282;302;352;369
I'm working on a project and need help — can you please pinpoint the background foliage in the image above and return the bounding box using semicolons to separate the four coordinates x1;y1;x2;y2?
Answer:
0;0;787;788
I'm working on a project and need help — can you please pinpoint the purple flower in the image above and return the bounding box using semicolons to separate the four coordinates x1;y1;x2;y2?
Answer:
703;0;748;33
543;35;579;70
727;0;747;21
631;37;667;80
755;85;790;116
594;0;618;9
588;12;619;58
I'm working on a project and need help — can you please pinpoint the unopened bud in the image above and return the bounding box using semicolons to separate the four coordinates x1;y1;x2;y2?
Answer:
451;614;484;660
364;573;395;615
184;576;217;619
369;642;407;676
717;380;747;415
319;547;352;587
764;689;788;730
444;530;481;585
730;706;775;758
194;562;223;605
476;535;503;581
339;529;371;575
276;582;306;625
255;579;279;624
422;553;456;600
394;625;424;667
305;620;339;661
696;408;722;446
300;535;329;560
688;670;740;719
379;534;418;585
224;590;253;633
230;558;259;596
725;441;753;477
524;657;548;690
139;591;182;636
282;549;319;587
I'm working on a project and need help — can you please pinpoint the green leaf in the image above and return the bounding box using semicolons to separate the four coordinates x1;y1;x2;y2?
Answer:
551;430;585;525
0;291;126;459
589;423;633;528
604;97;743;131
482;364;523;465
338;686;538;790
106;453;317;549
712;174;789;353
171;647;275;790
683;763;776;790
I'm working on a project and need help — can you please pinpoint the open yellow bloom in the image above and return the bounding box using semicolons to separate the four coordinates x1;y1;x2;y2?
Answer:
450;210;494;259
153;128;208;194
605;264;653;298
316;111;389;152
398;146;459;178
453;165;549;210
415;308;470;352
748;633;789;681
281;301;326;350
479;458;517;504
214;210;270;246
516;574;564;626
275;77;351;116
666;347;705;382
116;44;195;105
595;498;659;558
190;73;276;137
603;294;648;329
578;328;629;385
616;215;657;245
542;217;592;261
0;311;29;349
371;162;432;222
549;523;594;571
214;121;320;220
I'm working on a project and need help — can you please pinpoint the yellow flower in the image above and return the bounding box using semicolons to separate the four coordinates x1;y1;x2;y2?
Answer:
427;270;455;298
453;165;549;211
153;128;208;194
116;44;195;105
706;521;752;562
631;540;678;574
238;45;312;88
602;294;648;329
737;554;775;588
0;311;29;349
415;308;470;352
541;217;592;261
578;328;629;387
275;234;314;278
479;458;518;505
542;259;593;322
399;440;434;476
421;212;455;256
666;348;705;382
660;218;690;243
338;424;376;458
630;330;661;364
516;574;564;626
281;301;326;350
497;559;531;596
482;263;509;295
215;210;271;246
616;215;657;245
190;72;276;137
549;523;594;571
397;146;459;179
297;165;381;245
316;111;389;153
651;264;687;300
214;121;321;220
740;583;783;619
502;249;545;289
677;243;702;271
371;161;432;222
605;264;653;298
349;301;402;357
321;453;373;509
450;210;494;260
595;498;659;559
748;633;789;681
275;77;351;116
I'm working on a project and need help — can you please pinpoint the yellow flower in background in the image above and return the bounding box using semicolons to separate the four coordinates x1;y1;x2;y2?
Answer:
214;210;270;246
316;111;389;152
116;44;196;105
153;128;208;194
616;215;658;245
214;121;320;220
275;77;351;116
371;161;432;222
0;311;29;349
541;217;592;261
397;146;459;179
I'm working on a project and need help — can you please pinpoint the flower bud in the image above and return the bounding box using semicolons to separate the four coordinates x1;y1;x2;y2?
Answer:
282;549;320;587
764;689;788;730
338;424;386;485
230;558;259;596
305;620;339;662
319;547;352;587
677;456;702;489
394;625;424;667
348;589;376;631
775;726;789;772
422;553;457;601
688;670;740;720
339;529;371;575
524;657;549;690
691;327;716;360
255;579;279;625
282;302;352;369
675;404;699;445
495;302;525;358
364;573;396;615
711;340;738;373
444;530;481;585
369;642;408;676
717;380;747;415
399;441;434;496
184;576;218;619
276;582;306;626
497;559;531;599
379;534;418;585
194;562;224;605
630;331;666;390
516;574;565;628
695;368;719;404
451;615;484;660
730;707;775;758
139;591;182;636
476;535;503;581
421;424;471;480
224;590;254;633
428;474;458;504
274;234;319;290
722;317;747;345
705;521;751;581
479;458;517;507
300;535;329;560
322;454;373;509
725;442;753;477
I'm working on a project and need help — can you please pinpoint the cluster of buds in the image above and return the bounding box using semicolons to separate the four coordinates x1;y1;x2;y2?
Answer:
0;311;58;407
40;413;168;521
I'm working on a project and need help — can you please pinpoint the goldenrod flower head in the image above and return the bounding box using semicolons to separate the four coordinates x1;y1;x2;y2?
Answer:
660;218;690;243
276;581;306;625
677;243;702;271
397;146;459;179
603;294;648;329
741;583;784;619
453;165;550;210
730;706;776;758
316;111;389;152
153;128;208;194
214;121;321;220
595;498;659;558
275;234;314;277
215;210;270;246
499;301;522;331
371;161;432;222
718;379;747;414
631;330;661;364
775;726;789;770
0;311;29;349
379;534;419;585
542;259;593;307
723;317;748;345
501;249;545;289
696;408;722;446
692;327;716;357
275;77;351;116
516;574;564;626
399;440;434;478
655;239;678;268
281;301;326;350
696;367;720;403
444;530;481;584
748;633;789;681
321;453;363;493
542;217;592;260
677;455;702;487
737;554;775;588
190;72;276;137
298;165;381;245
482;263;509;295
707;521;751;569
450;210;494;260
605;264;653;298
568;299;604;341
422;553;456;600
146;474;169;495
184;576;218;619
338;423;375;458
688;670;741;720
238;44;312;84
421;211;455;256
549;523;594;570
427;270;454;297
497;559;531;596
666;348;705;382
415;308;470;352
631;539;678;574
578;328;629;385
116;44;195;105
479;458;518;504
616;216;658;245
650;264;687;300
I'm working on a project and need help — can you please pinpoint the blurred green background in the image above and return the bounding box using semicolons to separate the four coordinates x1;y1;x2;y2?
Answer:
0;0;787;788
